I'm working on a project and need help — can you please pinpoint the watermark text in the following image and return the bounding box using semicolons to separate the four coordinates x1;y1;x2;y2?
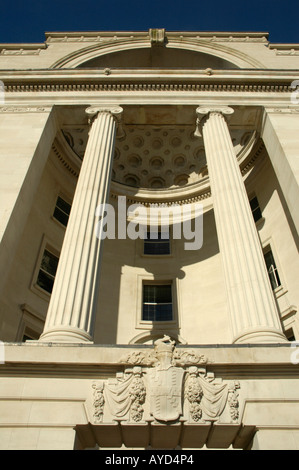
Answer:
290;80;299;104
0;80;4;104
95;196;203;251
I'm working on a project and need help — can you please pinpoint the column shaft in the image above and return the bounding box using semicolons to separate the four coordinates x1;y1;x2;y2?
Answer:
197;107;286;343
40;106;122;342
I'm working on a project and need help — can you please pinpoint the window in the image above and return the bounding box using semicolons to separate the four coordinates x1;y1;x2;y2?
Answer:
249;195;262;223
17;304;45;342
22;330;39;342
264;248;281;290
142;284;173;321
53;196;71;227
36;249;59;294
285;328;295;342
144;229;170;255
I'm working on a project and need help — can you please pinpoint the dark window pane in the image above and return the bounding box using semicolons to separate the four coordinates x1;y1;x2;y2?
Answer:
144;231;170;255
53;207;69;226
142;284;173;321
53;196;71;226
56;196;71;214
142;303;155;321
285;328;295;342
146;231;169;241
22;335;33;342
250;196;262;222
155;303;173;321
37;269;55;293
41;250;59;277
264;249;281;290
37;249;59;293
144;241;170;255
142;303;173;322
143;284;172;303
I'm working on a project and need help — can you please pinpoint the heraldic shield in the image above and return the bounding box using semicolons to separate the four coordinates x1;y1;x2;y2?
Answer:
148;366;185;422
147;335;185;422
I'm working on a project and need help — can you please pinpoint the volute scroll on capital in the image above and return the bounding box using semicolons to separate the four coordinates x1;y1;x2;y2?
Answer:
194;105;234;137
85;105;123;124
85;105;124;137
196;106;234;117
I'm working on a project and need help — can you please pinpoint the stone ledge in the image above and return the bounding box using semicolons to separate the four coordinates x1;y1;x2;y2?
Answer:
75;421;256;450
1;342;298;368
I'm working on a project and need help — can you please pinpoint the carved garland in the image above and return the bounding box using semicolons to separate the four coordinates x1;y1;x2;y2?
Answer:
92;381;105;424
127;367;146;422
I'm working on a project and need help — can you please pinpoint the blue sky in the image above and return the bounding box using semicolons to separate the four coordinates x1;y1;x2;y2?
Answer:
0;0;298;44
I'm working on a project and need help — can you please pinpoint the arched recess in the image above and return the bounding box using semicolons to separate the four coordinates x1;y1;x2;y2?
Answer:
50;37;265;70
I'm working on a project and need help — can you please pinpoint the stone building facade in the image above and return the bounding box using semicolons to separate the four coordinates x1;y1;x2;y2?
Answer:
0;29;298;449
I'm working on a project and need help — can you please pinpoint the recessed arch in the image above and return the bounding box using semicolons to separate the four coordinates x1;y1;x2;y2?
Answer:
77;46;239;70
50;37;265;70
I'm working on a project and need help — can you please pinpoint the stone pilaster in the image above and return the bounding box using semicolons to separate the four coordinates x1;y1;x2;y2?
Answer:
40;106;123;343
195;106;286;343
262;108;299;234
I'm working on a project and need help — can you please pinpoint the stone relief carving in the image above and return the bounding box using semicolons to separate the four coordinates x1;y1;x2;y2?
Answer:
147;336;185;422
103;366;146;423
90;336;240;425
120;335;208;367
228;381;241;422
0;106;52;113
127;367;146;422
184;366;203;421
92;381;105;424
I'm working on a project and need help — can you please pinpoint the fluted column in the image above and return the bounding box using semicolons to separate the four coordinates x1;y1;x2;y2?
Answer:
40;106;123;343
195;106;286;343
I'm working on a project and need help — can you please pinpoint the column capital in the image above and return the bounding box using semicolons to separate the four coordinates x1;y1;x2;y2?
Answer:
194;106;234;137
196;106;234;117
86;105;124;137
86;105;123;121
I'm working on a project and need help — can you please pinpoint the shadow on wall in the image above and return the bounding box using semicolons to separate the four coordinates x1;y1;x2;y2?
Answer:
93;208;220;344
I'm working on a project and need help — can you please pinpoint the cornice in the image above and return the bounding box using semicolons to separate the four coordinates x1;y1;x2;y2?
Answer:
269;43;299;56
2;80;294;94
1;68;297;96
45;30;270;43
0;44;47;56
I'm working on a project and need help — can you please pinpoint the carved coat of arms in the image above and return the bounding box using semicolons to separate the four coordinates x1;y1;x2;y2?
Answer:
92;335;240;427
148;336;185;422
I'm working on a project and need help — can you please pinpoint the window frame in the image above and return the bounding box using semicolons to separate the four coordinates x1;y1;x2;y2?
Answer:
31;236;60;300
16;304;45;342
143;227;171;256
136;274;180;330
249;194;264;225
262;240;286;298
248;194;263;224
138;225;175;259
264;248;281;290
142;283;173;322
52;193;72;228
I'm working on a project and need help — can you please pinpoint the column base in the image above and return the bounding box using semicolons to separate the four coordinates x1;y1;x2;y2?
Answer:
233;326;288;344
38;326;93;344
